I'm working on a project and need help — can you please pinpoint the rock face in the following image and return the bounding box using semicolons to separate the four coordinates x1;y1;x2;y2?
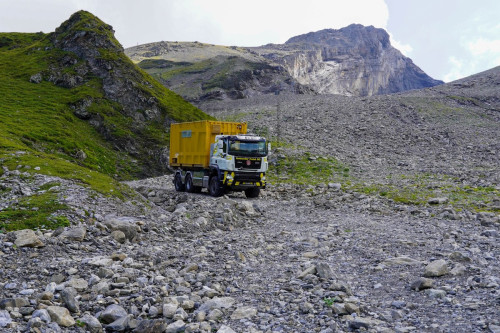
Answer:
253;24;443;96
126;24;442;102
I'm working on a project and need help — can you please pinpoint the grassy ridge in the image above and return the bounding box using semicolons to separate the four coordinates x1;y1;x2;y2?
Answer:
0;11;214;233
0;12;215;231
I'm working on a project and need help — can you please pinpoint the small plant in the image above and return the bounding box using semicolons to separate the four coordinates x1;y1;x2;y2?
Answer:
323;297;337;307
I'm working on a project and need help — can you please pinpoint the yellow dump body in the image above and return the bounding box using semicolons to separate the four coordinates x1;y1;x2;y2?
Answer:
169;120;247;168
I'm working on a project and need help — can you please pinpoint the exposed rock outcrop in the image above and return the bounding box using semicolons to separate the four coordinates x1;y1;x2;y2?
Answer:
253;24;443;96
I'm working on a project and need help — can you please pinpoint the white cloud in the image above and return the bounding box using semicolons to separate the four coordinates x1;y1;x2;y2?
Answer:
444;56;466;82
389;33;413;56
467;38;500;56
0;0;390;47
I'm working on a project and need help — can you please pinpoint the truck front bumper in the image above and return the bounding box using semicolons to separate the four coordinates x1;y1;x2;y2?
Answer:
223;171;266;189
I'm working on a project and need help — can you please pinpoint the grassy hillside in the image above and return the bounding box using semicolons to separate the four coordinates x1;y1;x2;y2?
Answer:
0;11;212;192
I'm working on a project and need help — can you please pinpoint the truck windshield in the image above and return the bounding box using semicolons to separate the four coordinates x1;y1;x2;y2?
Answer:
228;140;267;157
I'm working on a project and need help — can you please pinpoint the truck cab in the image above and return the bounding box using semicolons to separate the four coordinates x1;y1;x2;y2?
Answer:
209;135;269;197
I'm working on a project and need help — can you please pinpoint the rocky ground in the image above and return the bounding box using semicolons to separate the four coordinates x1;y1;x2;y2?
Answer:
1;168;499;333
1;69;499;332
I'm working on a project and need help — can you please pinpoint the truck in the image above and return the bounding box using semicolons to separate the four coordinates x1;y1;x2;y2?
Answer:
169;120;269;198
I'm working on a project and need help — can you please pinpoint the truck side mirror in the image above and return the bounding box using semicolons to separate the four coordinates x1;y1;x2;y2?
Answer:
268;143;271;153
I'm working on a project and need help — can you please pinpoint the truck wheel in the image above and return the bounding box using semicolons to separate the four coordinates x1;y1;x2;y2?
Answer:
209;176;223;197
174;173;185;192
186;174;202;193
245;187;260;198
185;174;194;193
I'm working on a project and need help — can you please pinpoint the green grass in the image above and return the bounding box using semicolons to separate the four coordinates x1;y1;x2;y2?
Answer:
351;173;500;213
268;151;350;185
0;191;70;232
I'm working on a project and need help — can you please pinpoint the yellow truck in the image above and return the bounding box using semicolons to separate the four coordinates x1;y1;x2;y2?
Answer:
169;120;269;198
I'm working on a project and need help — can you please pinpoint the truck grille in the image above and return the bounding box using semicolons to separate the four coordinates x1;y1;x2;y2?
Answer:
234;172;261;182
235;157;261;169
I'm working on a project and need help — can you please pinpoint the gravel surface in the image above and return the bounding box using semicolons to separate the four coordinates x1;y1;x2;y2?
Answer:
1;172;499;332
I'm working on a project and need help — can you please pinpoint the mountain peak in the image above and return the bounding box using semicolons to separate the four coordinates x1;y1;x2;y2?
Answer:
285;24;390;49
52;10;122;59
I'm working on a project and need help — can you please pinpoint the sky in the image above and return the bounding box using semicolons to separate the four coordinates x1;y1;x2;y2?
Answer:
1;0;499;82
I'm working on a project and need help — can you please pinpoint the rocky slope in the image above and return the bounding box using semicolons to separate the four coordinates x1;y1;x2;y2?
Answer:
125;24;442;102
126;42;310;103
253;24;443;96
1;170;499;332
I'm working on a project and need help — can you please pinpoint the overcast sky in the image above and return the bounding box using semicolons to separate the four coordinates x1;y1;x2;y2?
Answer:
1;0;499;82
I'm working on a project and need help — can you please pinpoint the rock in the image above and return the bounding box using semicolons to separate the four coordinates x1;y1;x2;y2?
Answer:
99;304;127;324
230;306;257;319
298;265;317;278
424;259;449;277
163;303;177;319
450;263;466;276
425;289;447;298
345;302;360;314
489;324;500;333
165;319;186;333
61;287;79;313
66;278;88;292
59;226;86;241
332;303;348;315
328;183;342;191
111;230;127;243
197;297;235;313
316;262;335;279
382;256;423;266
106;314;132;331
349;317;381;330
0;310;12;328
78;313;103;333
481;229;499;237
410;277;434;291
103;217;138;241
428;197;448;204
47;306;75;327
135;319;166;333
32;309;51;323
13;229;44;247
30;73;43;84
217;325;237;333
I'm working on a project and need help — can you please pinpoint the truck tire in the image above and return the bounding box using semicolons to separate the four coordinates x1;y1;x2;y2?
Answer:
245;187;260;198
185;174;194;193
174;173;185;192
209;176;224;197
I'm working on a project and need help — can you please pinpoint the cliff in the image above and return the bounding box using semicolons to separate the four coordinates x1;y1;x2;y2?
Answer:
253;24;443;96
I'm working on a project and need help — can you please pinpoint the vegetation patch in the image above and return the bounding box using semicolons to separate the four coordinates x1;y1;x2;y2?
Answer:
268;151;349;185
0;192;70;232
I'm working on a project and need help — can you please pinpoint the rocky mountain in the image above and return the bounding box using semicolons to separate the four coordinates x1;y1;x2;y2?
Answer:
0;11;210;185
253;24;443;96
126;42;311;103
125;24;442;102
